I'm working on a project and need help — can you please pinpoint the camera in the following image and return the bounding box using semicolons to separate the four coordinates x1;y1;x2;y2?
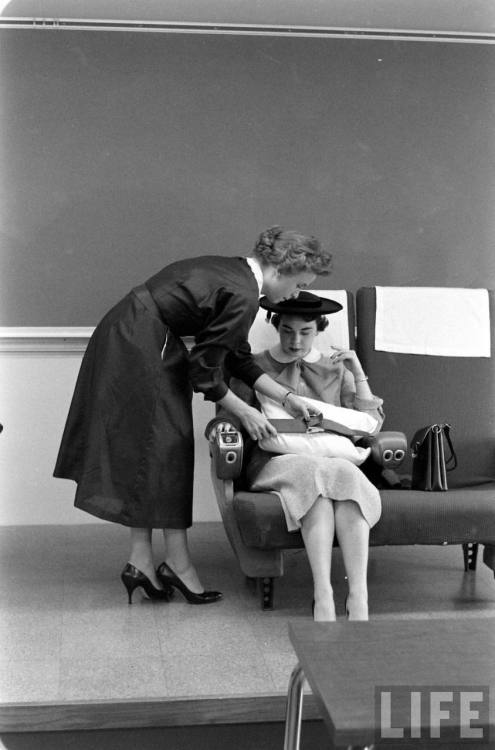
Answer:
212;430;243;479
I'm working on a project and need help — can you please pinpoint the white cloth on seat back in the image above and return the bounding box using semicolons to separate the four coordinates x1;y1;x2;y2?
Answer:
248;289;351;354
375;287;491;357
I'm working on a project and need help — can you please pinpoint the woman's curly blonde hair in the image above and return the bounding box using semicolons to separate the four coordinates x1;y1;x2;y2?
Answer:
252;226;332;276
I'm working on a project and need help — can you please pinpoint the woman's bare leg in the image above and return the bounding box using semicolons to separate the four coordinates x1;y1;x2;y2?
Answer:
300;496;336;622
334;501;370;620
128;528;163;589
161;528;204;593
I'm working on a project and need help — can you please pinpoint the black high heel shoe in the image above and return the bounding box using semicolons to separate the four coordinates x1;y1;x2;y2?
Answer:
156;562;223;604
121;563;174;605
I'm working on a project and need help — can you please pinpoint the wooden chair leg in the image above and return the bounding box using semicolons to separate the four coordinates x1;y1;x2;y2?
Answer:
260;576;274;610
463;542;479;571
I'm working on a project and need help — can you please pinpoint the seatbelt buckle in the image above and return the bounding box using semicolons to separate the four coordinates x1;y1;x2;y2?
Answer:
304;411;324;433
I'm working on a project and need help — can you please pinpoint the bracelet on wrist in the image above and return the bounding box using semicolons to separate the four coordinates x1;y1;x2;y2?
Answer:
282;390;294;408
355;375;368;383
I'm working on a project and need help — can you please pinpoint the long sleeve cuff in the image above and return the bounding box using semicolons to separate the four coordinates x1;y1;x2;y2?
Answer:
199;381;229;403
354;394;384;411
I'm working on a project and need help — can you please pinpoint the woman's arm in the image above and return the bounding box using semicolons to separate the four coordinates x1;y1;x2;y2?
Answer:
331;347;385;431
214;371;314;441
205;378;254;440
216;388;277;442
252;373;312;419
330;347;373;398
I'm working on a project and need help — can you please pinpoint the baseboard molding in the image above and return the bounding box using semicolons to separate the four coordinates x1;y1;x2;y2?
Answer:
0;693;321;733
0;327;94;353
0;328;194;353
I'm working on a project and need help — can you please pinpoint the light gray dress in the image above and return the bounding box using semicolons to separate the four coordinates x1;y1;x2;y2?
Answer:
249;350;384;532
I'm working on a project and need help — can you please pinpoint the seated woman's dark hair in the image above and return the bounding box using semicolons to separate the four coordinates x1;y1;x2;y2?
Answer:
270;313;329;332
253;226;332;276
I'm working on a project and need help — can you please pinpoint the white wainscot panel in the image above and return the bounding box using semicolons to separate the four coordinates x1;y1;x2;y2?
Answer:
0;330;220;525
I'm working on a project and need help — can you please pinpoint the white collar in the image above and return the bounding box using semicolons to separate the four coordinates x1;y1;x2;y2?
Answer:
245;257;264;296
268;345;322;364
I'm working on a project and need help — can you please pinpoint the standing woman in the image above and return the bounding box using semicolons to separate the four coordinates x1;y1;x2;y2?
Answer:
54;226;332;604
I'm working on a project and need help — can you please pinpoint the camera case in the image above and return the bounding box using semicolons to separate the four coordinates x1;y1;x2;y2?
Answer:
212;430;243;479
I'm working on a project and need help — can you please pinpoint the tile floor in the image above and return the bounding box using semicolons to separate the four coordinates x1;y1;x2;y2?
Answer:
0;523;494;706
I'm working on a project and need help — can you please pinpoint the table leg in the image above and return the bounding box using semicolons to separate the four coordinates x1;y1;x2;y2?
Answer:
283;663;305;750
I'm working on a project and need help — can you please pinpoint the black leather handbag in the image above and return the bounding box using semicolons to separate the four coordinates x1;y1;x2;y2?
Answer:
411;423;457;491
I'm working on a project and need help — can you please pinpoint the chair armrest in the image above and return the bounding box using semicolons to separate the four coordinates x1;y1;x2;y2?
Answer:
361;431;408;469
209;429;244;479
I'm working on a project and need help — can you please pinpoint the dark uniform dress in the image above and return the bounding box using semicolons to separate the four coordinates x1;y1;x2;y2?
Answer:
54;256;264;528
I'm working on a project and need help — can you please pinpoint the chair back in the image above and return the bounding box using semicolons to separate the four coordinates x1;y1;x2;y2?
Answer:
356;286;495;481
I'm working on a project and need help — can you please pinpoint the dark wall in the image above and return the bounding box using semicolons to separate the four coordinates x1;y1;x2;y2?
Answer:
1;30;494;325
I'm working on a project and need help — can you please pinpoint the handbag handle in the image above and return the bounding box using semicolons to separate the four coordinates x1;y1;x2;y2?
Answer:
440;423;458;471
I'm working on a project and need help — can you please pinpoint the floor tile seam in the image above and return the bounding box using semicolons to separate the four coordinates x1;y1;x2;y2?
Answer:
162;595;257;621
56;654;171;700
0;648;61;662
53;620;64;656
52;660;64;703
249;647;279;694
166;614;262;630
59;625;162;641
152;606;266;654
0;656;62;701
157;638;277;670
61;608;159;623
155;636;268;660
58;653;170;662
58;646;165;661
60;599;161;621
59;625;163;648
0;655;62;664
0;614;64;628
151;600;171;664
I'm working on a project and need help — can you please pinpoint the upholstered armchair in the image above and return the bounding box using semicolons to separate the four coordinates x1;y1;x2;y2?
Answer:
208;287;495;610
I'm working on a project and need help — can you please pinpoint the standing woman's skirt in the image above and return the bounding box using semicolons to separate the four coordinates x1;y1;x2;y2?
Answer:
54;288;194;528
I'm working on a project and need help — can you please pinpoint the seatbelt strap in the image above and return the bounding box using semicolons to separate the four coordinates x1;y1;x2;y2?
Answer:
268;412;370;437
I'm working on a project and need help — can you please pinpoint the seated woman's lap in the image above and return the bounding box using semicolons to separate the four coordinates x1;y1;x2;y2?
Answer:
250;454;381;531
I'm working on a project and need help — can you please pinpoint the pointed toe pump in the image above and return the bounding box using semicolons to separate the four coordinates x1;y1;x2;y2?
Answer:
121;563;174;605
156;562;223;604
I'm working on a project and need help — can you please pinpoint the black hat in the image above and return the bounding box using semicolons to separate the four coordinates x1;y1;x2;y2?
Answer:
259;291;343;316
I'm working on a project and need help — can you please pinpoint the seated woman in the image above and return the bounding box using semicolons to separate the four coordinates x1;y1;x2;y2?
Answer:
208;292;384;622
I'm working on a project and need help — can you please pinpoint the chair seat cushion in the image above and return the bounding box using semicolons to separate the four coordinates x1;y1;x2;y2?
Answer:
233;491;303;549
372;484;495;545
233;484;495;550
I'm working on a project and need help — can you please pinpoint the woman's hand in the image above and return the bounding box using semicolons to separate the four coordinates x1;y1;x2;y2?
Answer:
283;393;311;420
330;346;366;380
208;421;236;442
239;407;278;442
209;412;276;443
216;388;277;442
